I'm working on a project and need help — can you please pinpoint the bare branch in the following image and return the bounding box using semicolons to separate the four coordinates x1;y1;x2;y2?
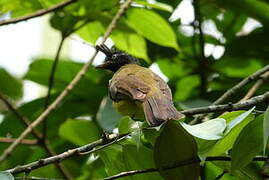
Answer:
213;65;269;105
15;177;63;180
181;91;269;115
240;71;269;102
0;93;73;179
0;137;37;145
0;0;133;163
103;156;268;180
0;0;78;26
6;134;128;174
192;65;269;124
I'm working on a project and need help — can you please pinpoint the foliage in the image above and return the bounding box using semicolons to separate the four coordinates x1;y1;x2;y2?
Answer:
0;0;269;179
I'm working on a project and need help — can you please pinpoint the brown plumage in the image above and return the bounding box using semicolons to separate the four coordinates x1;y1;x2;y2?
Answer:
96;45;184;126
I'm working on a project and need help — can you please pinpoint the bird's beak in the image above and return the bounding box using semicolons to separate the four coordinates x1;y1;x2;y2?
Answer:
95;63;107;69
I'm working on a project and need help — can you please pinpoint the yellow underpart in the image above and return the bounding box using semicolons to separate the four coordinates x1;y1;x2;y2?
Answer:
113;100;144;119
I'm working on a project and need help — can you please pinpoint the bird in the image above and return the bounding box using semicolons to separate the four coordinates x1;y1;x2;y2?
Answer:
96;44;184;127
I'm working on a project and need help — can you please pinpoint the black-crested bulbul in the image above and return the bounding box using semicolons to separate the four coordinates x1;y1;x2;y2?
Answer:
96;44;184;126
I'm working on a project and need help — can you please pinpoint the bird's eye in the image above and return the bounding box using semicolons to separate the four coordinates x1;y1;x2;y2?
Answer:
111;54;117;60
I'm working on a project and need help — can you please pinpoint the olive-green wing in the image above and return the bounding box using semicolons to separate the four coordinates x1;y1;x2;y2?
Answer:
109;73;150;102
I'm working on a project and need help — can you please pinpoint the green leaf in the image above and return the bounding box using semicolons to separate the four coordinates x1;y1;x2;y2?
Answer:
180;118;226;140
231;115;263;171
209;110;255;156
24;59;107;98
81;0;118;12
59;119;101;146
175;75;200;101
221;0;269;26
0;68;22;100
154;121;199;180
111;31;150;63
214;58;263;78
0;172;14;180
264;106;269;152
224;107;255;135
127;8;179;50
96;97;122;132
50;11;80;36
77;21;105;44
157;59;190;79
134;0;173;12
118;116;133;134
122;144;163;180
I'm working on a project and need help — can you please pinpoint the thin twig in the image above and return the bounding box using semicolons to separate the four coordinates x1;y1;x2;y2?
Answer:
15;177;63;180
181;91;269;115
0;0;133;163
193;0;208;96
6;134;129;174
0;92;73;179
0;92;42;139
191;65;269;124
0;0;78;26
239;71;269;102
0;137;37;145
103;156;268;180
213;65;269;105
43;37;66;138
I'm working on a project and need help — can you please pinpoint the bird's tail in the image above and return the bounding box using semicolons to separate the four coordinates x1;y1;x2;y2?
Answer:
142;96;184;127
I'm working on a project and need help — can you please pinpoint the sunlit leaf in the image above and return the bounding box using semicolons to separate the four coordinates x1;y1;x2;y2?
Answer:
77;21;105;44
127;8;179;50
180;118;226;140
0;172;14;180
111;31;150;63
209;110;255;156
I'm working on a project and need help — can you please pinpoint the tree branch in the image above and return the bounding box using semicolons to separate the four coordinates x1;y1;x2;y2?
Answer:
191;65;269;124
193;0;208;96
6;134;128;174
15;177;63;180
0;92;73;179
213;65;269;105
239;71;269;102
103;156;268;180
0;0;133;163
181;91;269;115
0;0;78;26
0;137;37;145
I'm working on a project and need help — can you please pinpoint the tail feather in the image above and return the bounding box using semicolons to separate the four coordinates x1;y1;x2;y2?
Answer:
142;96;184;126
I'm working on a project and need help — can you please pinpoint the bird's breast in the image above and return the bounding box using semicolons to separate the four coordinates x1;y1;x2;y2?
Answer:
113;100;144;119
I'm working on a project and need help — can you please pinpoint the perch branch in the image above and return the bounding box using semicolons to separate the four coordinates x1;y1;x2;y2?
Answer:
181;91;269;115
103;156;268;180
0;0;78;26
0;0;133;163
6;134;129;174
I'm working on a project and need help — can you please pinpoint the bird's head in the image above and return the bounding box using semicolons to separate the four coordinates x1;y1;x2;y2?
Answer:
96;44;138;72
